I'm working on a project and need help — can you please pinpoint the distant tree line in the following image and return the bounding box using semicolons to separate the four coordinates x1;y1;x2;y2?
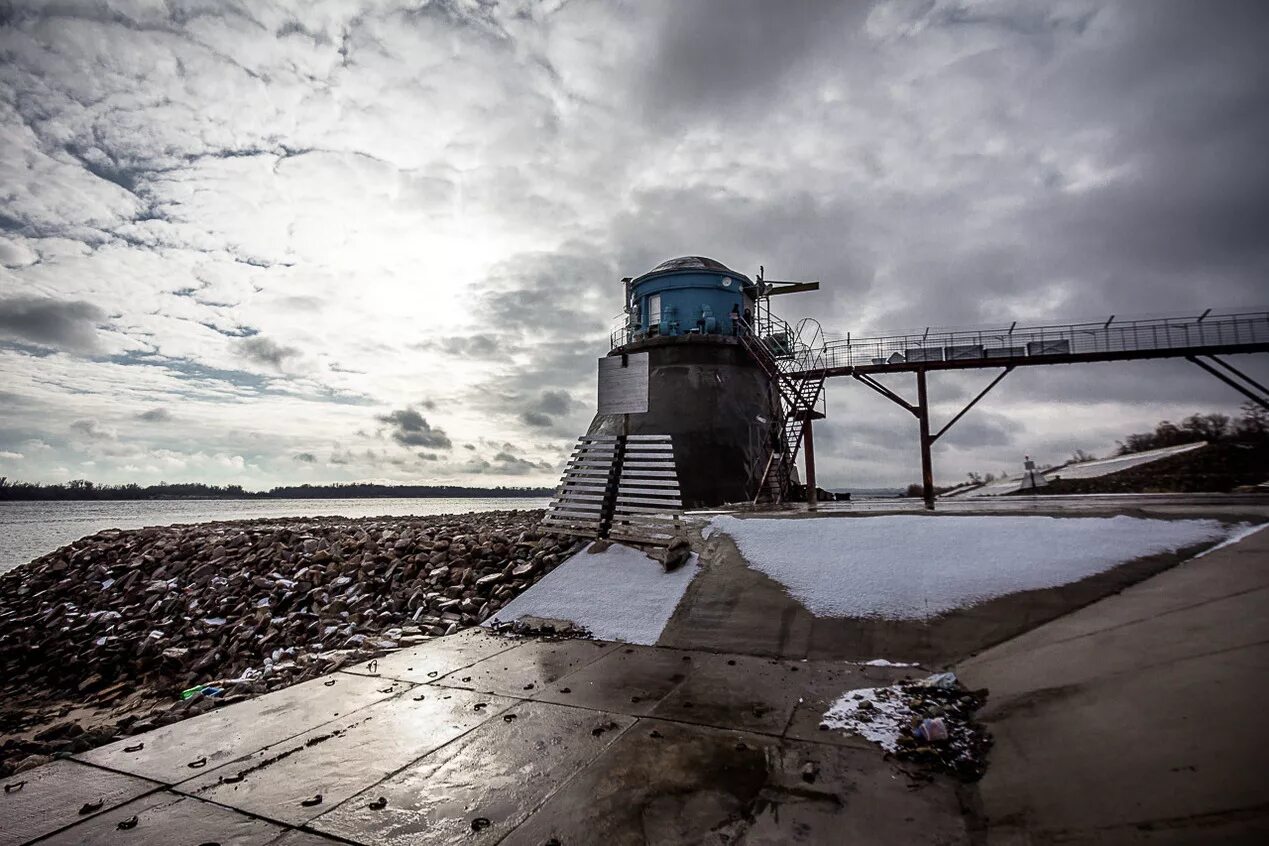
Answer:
0;479;554;501
908;402;1268;497
1115;403;1267;455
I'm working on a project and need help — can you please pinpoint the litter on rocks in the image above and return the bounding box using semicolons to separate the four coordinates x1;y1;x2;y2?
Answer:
920;672;959;688
180;684;224;700
820;672;992;781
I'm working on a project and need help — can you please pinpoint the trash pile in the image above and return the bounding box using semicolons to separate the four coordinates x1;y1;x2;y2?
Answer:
820;672;992;781
488;617;594;640
0;510;571;775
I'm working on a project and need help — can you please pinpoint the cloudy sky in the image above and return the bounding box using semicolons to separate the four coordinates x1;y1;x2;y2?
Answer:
1;0;1266;491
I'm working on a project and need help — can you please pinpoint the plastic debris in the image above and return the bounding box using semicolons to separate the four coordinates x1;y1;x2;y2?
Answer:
915;717;949;743
920;672;958;688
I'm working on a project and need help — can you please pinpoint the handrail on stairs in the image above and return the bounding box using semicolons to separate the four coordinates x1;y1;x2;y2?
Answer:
737;314;828;503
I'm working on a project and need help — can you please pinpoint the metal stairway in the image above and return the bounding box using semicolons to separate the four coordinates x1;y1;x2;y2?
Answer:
737;314;827;503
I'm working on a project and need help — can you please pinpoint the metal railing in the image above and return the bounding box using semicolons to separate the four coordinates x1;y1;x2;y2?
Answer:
610;319;635;349
746;312;827;374
815;309;1269;373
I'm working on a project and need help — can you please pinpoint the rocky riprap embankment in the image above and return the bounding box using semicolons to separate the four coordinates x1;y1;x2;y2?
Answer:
0;509;572;775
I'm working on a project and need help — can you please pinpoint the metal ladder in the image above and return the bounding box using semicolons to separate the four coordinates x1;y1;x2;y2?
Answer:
737;315;827;503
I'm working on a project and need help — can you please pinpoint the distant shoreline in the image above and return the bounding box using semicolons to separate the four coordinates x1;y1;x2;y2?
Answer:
0;493;554;502
0;483;555;502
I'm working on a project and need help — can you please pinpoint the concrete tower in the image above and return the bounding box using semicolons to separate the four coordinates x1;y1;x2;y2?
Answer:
586;257;785;508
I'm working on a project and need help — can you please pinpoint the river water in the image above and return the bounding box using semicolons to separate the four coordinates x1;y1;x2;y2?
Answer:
0;497;551;575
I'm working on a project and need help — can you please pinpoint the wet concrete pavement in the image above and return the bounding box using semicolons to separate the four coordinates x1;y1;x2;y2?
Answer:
0;760;159;846
76;672;402;786
958;525;1269;844
4;631;953;845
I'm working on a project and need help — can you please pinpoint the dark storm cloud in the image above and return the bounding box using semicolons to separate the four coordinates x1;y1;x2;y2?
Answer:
520;411;551;427
466;249;615;429
935;413;1022;450
638;0;865;120
465;450;552;475
611;187;873;322
239;336;300;368
518;389;575;428
958;2;1268;318
378;407;452;449
0;297;105;353
480;248;615;340
136;407;172;423
236;337;292;369
70;418;114;439
620;2;1269;338
293;452;317;463
996;358;1269;409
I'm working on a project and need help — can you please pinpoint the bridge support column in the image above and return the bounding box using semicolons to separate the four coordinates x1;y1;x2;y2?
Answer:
803;420;818;511
853;367;1013;510
917;371;935;511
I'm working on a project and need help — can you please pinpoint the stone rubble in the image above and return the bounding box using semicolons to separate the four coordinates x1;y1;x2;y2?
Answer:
0;509;571;776
821;674;993;781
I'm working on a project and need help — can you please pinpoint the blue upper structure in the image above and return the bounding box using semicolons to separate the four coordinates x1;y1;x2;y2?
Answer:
627;256;757;338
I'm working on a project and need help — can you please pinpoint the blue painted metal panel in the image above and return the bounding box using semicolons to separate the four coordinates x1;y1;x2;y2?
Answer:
632;270;756;337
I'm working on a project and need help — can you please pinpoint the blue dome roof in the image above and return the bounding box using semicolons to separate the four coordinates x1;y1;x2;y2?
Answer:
636;256;751;284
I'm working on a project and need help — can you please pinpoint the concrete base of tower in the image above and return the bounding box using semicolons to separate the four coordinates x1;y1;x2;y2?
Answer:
587;334;784;509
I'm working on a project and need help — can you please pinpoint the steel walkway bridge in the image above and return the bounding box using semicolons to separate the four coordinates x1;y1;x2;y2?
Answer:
770;308;1269;509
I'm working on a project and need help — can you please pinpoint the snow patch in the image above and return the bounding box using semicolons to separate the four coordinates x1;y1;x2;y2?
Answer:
821;686;915;752
711;514;1230;619
485;542;699;645
859;658;919;667
1049;441;1207;480
1191;522;1265;559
